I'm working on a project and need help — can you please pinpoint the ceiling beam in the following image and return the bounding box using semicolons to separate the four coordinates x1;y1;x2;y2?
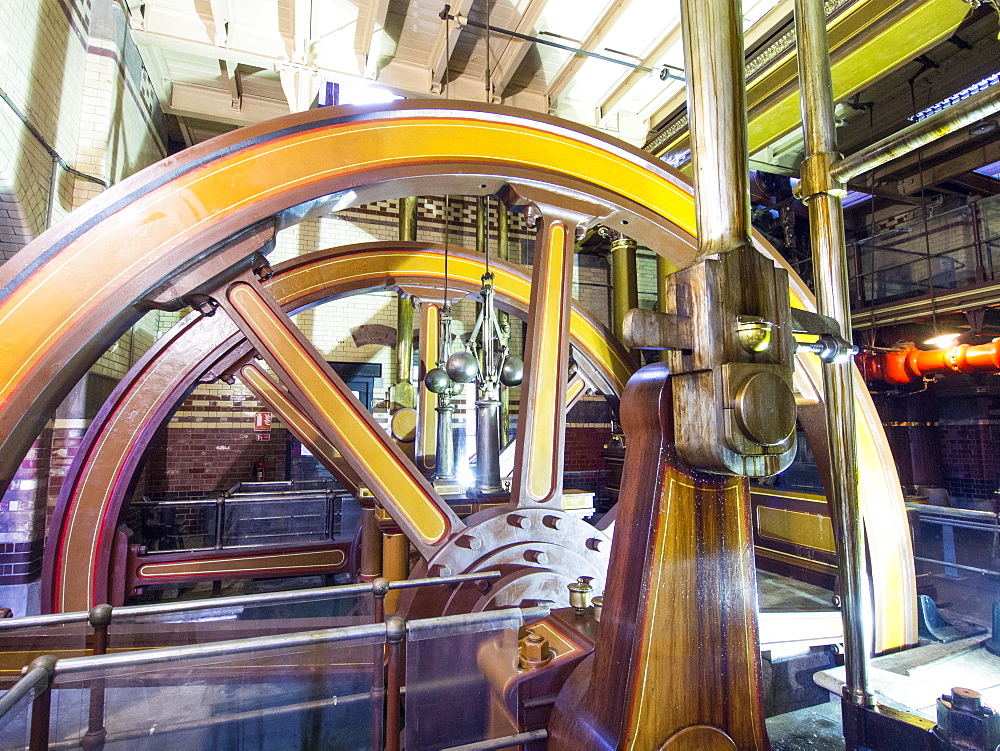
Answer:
490;0;550;98
597;24;681;120
429;0;476;90
220;60;242;111
546;0;634;102
895;138;1000;195
165;82;289;126
355;0;393;79
207;0;231;47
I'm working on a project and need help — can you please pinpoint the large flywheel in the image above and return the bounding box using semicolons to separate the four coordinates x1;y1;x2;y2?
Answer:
0;101;914;650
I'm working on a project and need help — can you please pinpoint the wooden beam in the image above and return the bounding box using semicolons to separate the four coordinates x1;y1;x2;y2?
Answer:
490;0;549;99
355;0;393;79
546;0;634;102
429;0;475;89
896;138;1000;195
598;24;681;119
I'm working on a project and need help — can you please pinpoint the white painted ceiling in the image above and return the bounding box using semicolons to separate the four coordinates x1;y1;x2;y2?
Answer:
124;0;793;147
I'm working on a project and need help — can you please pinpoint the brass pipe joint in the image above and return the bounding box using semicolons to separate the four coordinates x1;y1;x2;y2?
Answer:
793;151;847;204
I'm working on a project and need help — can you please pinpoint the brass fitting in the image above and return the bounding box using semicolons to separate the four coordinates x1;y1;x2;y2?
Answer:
794;151;847;204
567;576;594;612
518;628;554;670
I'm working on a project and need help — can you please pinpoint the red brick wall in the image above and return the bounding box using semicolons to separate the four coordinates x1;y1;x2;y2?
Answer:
144;425;289;498
0;431;50;583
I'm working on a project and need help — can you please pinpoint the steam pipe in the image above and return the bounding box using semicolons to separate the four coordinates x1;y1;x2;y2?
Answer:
832;81;1000;183
861;340;1000;384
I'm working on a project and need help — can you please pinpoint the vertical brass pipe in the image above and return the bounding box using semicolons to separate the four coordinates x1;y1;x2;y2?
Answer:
497;202;511;446
394;198;419;409
382;532;410;614
610;235;639;344
793;0;874;708
358;505;383;581
656;256;677;362
681;0;753;260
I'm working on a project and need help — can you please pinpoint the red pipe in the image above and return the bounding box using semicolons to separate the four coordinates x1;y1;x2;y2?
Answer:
860;339;1000;384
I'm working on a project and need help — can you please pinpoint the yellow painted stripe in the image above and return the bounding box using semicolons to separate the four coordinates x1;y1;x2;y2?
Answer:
137;549;346;579
528;222;568;502
566;377;586;404
227;283;448;544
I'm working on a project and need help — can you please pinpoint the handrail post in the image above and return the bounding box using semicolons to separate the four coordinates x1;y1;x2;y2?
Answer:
81;605;113;751
26;655;56;751
371;578;389;750
384;615;405;751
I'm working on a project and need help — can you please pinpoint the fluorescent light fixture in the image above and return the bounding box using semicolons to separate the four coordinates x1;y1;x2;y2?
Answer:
924;332;960;348
908;72;1000;123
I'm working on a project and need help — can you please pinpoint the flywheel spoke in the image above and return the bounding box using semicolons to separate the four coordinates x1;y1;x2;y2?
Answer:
215;275;463;556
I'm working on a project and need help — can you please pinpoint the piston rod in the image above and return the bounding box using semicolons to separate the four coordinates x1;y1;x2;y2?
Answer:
794;0;875;708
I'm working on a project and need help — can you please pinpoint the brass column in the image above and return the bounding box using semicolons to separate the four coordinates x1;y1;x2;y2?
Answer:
656;255;678;362
394;197;419;408
609;234;639;345
794;0;874;707
382;532;410;614
497;201;512;446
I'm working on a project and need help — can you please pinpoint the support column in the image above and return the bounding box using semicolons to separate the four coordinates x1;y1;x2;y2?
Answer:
382;532;410;614
794;0;875;708
394;197;419;409
609;233;638;345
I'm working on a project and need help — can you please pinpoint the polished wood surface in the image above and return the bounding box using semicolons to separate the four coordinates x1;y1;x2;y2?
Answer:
549;363;766;750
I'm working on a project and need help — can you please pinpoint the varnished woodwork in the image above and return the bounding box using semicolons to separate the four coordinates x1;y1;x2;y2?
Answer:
548;363;767;750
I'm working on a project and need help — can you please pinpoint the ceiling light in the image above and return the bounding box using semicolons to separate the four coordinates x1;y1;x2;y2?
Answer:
970;120;998;137
924;332;960;348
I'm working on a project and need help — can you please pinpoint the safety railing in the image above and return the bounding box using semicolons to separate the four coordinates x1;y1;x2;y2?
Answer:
0;584;540;751
130;480;354;552
906;502;1000;578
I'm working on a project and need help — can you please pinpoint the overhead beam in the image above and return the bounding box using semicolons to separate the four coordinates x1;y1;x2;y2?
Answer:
895;138;1000;195
208;0;232;47
355;0;393;79
166;82;289;126
546;0;634;102
490;0;550;98
220;60;242;111
429;0;475;89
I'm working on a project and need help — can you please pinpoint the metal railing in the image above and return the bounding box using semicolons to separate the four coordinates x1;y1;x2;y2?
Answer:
131;480;352;552
0;571;501;634
1;601;546;751
906;502;1000;579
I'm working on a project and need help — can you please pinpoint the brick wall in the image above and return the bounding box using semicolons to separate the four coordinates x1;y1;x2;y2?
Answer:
142;388;290;499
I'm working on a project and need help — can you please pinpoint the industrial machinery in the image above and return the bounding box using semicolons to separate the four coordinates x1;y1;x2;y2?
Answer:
7;0;998;745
